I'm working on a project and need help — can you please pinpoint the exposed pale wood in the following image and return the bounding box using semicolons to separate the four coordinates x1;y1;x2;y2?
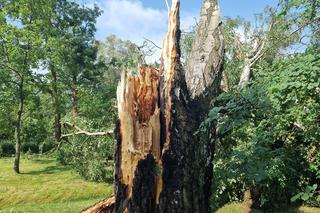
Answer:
221;71;230;92
81;195;115;213
116;65;161;198
160;0;180;154
164;0;170;11
238;18;276;90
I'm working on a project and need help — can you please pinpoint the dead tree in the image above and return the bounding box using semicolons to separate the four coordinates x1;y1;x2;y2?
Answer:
83;0;224;212
237;19;275;90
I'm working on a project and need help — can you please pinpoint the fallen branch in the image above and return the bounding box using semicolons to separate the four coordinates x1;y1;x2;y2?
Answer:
61;122;113;139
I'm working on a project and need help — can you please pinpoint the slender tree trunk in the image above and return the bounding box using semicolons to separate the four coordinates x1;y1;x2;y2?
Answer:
71;75;79;117
14;82;24;174
51;63;62;144
83;0;224;212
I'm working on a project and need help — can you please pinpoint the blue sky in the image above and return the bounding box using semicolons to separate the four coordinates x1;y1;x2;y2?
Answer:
139;0;278;19
89;0;278;60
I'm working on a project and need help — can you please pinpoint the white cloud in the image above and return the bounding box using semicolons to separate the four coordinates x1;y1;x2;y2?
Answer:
96;0;166;44
93;0;197;63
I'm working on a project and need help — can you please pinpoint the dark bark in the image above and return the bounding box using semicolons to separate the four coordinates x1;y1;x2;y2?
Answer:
51;63;62;143
14;82;24;174
71;75;79;117
159;0;224;212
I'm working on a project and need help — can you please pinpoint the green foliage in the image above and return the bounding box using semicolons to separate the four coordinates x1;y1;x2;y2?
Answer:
204;52;320;210
98;35;143;82
180;29;195;63
57;134;114;182
0;141;15;157
39;139;55;154
57;112;115;182
21;143;39;154
291;184;320;206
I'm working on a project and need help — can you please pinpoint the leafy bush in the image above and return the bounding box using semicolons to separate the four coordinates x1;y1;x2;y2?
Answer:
21;143;39;154
204;53;320;210
56;144;73;165
57;135;114;182
0;141;15;157
39;139;55;154
57;114;115;182
291;184;320;207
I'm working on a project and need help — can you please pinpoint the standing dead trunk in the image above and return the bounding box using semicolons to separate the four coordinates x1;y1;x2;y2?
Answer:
83;0;224;212
14;82;24;174
238;59;252;90
237;18;275;90
51;63;62;144
221;71;230;92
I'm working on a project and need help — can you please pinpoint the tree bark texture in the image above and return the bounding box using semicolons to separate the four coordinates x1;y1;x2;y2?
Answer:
71;75;79;117
51;63;62;144
83;0;224;212
14;82;24;174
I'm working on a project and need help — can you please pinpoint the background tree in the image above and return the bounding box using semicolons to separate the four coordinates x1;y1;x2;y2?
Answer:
0;0;44;173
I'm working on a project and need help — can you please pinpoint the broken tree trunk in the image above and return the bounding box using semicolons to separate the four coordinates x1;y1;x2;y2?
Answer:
237;18;275;90
83;0;224;212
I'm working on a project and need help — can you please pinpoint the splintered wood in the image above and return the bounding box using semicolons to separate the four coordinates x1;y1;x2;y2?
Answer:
117;65;161;197
82;195;115;213
161;0;180;153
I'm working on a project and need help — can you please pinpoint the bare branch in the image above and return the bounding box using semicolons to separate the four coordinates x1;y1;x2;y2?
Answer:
143;37;161;49
61;122;113;139
249;17;276;65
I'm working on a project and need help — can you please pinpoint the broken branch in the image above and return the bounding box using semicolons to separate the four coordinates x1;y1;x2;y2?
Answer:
61;122;113;139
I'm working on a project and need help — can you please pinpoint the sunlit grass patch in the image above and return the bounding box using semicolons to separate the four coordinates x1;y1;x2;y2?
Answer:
0;156;112;213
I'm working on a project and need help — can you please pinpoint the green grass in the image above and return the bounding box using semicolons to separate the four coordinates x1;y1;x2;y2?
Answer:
0;156;112;213
216;203;320;213
1;157;319;213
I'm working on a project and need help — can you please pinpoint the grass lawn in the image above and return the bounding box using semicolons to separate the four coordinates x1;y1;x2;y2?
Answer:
0;156;112;213
217;203;320;213
0;156;319;213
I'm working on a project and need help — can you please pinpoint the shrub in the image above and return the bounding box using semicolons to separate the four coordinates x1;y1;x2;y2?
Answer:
21;143;39;154
56;131;114;182
0;141;15;157
40;139;55;154
56;144;73;165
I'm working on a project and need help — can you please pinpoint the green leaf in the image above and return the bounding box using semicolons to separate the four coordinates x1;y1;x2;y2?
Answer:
291;193;301;202
301;194;310;201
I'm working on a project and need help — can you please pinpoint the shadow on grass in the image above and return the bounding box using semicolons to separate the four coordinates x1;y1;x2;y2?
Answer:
23;165;71;175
